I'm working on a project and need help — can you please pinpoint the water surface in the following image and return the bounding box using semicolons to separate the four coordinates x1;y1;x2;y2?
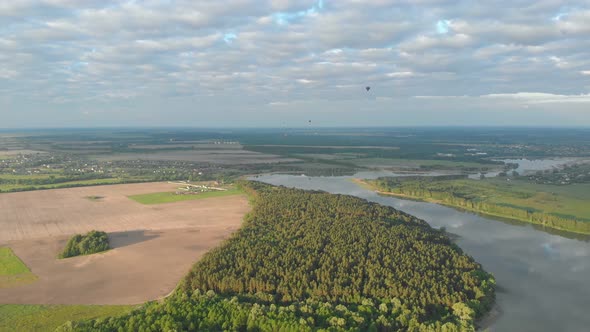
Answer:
254;173;590;332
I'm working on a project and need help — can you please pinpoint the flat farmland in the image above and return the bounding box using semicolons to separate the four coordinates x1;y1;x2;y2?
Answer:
0;182;250;304
93;149;300;165
0;182;248;242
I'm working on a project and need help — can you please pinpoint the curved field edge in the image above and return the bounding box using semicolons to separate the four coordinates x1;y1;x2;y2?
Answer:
0;247;38;288
362;178;590;235
61;181;495;332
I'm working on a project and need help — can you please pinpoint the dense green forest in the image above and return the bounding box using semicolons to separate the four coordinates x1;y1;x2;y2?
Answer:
368;177;590;235
62;182;494;331
59;231;110;259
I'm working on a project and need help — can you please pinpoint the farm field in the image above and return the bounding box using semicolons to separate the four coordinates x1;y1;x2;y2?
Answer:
0;247;37;288
129;188;242;204
0;182;250;304
0;177;147;193
0;182;248;242
93;149;299;164
0;304;134;332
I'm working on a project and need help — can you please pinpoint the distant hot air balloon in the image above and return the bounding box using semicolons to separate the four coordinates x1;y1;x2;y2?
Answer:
308;120;312;125
365;86;371;92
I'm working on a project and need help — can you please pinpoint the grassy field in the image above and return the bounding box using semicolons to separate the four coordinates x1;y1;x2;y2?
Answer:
128;188;242;205
0;304;135;332
367;177;590;234
418;178;590;220
353;158;499;170
0;247;38;288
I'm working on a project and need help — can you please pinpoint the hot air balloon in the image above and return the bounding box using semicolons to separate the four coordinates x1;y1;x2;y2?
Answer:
365;86;371;92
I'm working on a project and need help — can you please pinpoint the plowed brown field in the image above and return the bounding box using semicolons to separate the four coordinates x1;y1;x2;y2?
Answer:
0;182;249;304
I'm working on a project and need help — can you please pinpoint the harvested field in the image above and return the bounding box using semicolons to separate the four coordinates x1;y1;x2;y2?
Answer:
0;182;250;304
0;182;248;242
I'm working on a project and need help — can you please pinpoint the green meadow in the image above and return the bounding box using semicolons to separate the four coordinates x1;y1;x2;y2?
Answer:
368;177;590;234
0;247;38;288
354;158;499;170
0;304;135;332
128;188;242;205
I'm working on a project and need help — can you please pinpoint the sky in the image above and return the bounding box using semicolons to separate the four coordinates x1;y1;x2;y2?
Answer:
1;0;590;128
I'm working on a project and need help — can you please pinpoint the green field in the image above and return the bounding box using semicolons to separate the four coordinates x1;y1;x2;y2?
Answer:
446;179;589;221
0;304;135;332
353;158;499;170
0;247;38;288
128;188;242;205
368;177;590;234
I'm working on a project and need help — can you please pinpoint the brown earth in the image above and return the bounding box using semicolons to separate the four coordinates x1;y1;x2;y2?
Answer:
0;182;248;242
0;182;250;304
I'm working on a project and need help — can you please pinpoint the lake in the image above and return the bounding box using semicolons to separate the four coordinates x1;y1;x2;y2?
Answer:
254;172;590;332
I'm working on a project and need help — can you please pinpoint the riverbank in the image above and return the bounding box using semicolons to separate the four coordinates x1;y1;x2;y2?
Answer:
357;178;590;235
258;173;590;332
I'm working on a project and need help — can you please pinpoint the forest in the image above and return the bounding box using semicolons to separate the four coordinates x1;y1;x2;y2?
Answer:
61;181;494;331
59;231;110;259
368;177;590;235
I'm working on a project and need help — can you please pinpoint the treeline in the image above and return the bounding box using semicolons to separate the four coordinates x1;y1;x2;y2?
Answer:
59;230;110;258
370;177;590;235
0;173;112;186
62;181;494;331
0;178;148;193
243;144;500;165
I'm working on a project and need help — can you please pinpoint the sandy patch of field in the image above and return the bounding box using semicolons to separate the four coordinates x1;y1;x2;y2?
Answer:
0;182;250;304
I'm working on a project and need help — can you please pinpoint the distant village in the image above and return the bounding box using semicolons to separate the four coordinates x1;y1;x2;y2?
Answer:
170;181;229;195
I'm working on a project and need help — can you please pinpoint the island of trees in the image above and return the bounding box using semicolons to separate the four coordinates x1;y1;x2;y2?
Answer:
59;230;110;259
60;181;494;331
367;176;590;235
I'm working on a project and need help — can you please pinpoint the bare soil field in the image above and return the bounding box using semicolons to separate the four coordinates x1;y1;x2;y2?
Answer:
0;183;250;304
0;182;248;242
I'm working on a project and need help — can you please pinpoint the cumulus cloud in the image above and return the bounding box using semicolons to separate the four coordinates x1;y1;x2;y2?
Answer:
0;0;589;127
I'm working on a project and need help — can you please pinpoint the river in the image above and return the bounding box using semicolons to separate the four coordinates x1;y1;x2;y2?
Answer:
253;171;590;332
468;157;589;179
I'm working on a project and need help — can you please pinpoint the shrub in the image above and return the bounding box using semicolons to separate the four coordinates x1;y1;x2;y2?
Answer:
59;231;110;258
